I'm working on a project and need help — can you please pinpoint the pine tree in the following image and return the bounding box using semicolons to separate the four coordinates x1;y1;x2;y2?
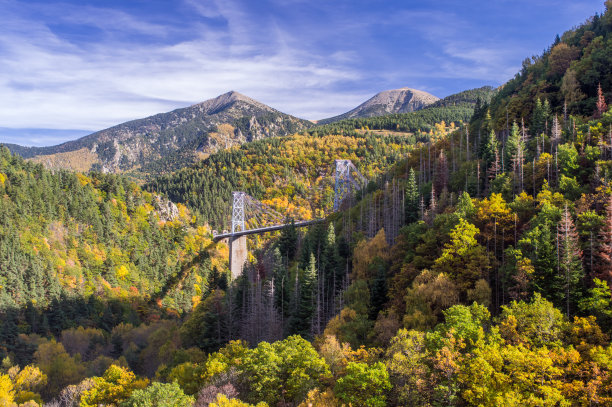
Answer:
595;195;612;286
288;254;317;338
557;205;584;317
505;121;521;172
434;151;449;195
551;115;561;153
272;248;290;323
404;168;419;224
369;265;388;320
531;98;551;139
530;222;558;302
487;150;501;191
483;129;499;168
596;83;608;118
279;219;298;261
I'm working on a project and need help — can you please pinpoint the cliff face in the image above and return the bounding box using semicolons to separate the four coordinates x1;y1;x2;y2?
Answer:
12;91;311;175
319;87;439;124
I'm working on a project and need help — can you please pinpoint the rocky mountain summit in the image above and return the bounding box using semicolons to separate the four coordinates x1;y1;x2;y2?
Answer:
319;87;439;124
9;91;311;175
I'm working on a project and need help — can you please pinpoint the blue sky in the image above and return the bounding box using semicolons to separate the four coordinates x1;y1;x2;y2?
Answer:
0;0;605;146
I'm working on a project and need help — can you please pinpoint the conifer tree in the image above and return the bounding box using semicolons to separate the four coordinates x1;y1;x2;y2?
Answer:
487;150;501;191
596;83;608;118
505;121;523;172
595;195;612;286
551;115;561;152
288;254;317;338
279;219;298;261
434;151;449;195
557;205;584;317
483;129;499;168
405;168;419;224
531;98;551;139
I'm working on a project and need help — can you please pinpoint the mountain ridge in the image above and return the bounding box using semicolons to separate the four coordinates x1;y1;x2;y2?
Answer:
319;87;439;124
4;91;311;176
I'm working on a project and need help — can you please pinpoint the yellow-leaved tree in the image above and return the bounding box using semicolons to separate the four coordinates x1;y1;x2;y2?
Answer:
80;365;149;407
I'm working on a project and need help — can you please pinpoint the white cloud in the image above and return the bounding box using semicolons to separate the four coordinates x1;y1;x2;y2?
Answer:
0;0;362;137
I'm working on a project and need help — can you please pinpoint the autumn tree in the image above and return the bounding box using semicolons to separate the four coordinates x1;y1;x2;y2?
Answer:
432;218;490;298
80;365;149;407
595;195;612;286
596;83;608;118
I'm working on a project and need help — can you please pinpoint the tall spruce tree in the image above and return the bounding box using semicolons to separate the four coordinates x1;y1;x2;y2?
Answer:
482;129;499;168
288;254;317;337
505;121;522;172
557;205;585;317
405;168;419;224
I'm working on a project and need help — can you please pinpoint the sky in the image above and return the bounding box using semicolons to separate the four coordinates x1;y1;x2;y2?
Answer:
0;0;606;146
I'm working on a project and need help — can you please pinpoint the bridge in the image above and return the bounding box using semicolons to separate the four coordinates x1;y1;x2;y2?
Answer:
213;159;366;278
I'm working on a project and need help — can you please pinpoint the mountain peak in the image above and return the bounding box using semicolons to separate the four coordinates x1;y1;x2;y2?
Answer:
319;87;439;124
197;91;273;114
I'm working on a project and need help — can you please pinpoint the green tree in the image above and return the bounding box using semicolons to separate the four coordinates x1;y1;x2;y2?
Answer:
557;143;579;177
288;254;317;337
505;121;523;172
531;98;551;139
278;219;298;260
498;294;565;347
482;129;499;167
121;382;194;407
240;336;329;406
334;362;391;407
405;168;420;224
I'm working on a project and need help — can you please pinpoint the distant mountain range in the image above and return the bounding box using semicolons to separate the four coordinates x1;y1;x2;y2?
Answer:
4;91;311;175
2;87;457;176
318;88;439;124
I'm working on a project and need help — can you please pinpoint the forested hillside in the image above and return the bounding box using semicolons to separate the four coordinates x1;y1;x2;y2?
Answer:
0;145;225;323
146;129;454;230
484;1;612;129
2;4;612;407
311;86;496;137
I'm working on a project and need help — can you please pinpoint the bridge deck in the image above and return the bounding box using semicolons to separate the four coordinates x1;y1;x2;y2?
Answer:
213;219;323;241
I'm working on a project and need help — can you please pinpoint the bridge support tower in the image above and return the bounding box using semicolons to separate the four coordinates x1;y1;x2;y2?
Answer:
229;235;248;279
229;192;248;279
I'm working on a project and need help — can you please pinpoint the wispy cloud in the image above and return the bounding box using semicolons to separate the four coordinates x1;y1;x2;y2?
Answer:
0;0;605;146
0;0;361;135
